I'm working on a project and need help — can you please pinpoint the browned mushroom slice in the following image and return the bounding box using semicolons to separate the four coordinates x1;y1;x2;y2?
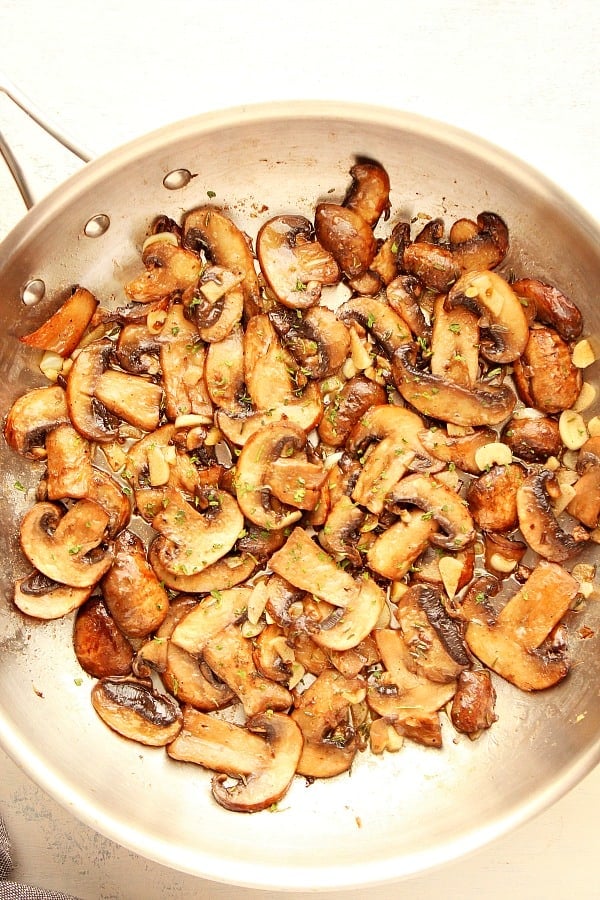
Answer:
216;380;323;447
91;678;182;746
337;296;411;359
343;161;391;227
135;594;199;675
243;314;299;410
319;495;367;566
73;597;134;678
346;404;431;514
412;545;475;595
513;326;581;414
125;423;177;518
501;413;562;462
450;669;497;734
318;376;386;448
14;571;92;620
125;240;202;302
170;586;251;655
4;384;70;459
446;270;529;364
268;305;350;379
463;562;579;690
267;455;327;512
312;575;385;652
253;624;295;684
157;304;212;421
367;629;456;748
314;203;377;278
429;294;479;388
234;422;321;530
385;274;429;338
163;643;236;711
449;211;509;274
567;468;600;528
391;343;517;427
419;426;497;474
185;265;244;343
328;633;381;679
149;540;257;593
205;324;245;412
402;241;460;293
115;322;161;375
93;370;163;432
19;286;98;357
151;488;243;577
19;499;113;588
203;624;293;717
366;510;439;580
386;473;475;551
167;706;269;773
45;424;94;499
395;584;469;683
257;215;340;308
182;206;263;317
101;531;169;638
512;277;583;341
66;340;119;442
516;469;588;562
269;526;359;607
211;713;303;813
466;463;526;532
88;469;131;537
292;669;366;778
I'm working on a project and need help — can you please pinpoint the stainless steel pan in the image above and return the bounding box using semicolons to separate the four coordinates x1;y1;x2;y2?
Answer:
0;95;599;892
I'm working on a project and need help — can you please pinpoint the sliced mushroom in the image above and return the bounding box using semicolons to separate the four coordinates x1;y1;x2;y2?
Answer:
88;468;132;538
205;323;245;413
151;487;243;577
391;343;517;427
185;264;244;342
148;541;257;593
450;669;497;734
234;422;322;530
211;712;303;813
501;413;562;462
135;593;199;675
337;296;411;359
463;562;579;691
319;495;367;566
386;473;475;550
101;530;169;637
4;384;70;459
445;270;529;364
402;241;459;293
216;380;323;447
269;526;359;606
318;376;386;448
243;313;300;410
19;286;98;357
395;584;469;683
125;240;202;302
311;575;385;652
14;571;92;620
449;211;509;274
170;586;251;655
516;469;588;562
73;597;134;678
513;326;582;414
430;294;479;388
167;705;270;774
466;463;526;532
257;215;339;308
182;206;263;317
366;510;438;581
342;160;391;227
156;303;212;422
483;532;527;576
371;222;411;287
314;203;377;278
292;669;366;778
19;499;113;588
45;424;94;500
512;277;583;341
91;678;183;746
93;370;163;432
66;339;119;442
163;643;236;711
268;305;350;379
115;322;161;375
385;274;429;339
567;468;600;528
419;425;497;474
203;624;293;717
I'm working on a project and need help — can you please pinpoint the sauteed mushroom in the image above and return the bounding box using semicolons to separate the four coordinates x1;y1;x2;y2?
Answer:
19;286;98;357
4;384;70;458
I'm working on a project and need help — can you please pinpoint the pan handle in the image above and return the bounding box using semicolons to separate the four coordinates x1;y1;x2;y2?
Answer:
0;72;94;209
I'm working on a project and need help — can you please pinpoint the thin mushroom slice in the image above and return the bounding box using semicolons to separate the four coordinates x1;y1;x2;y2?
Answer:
402;241;460;293
516;469;588;562
268;305;350;379
4;384;70;459
395;584;470;683
125;241;202;302
19;286;98;357
163;643;236;711
149;538;257;593
391;343;517;427
186;264;244;343
66;339;120;442
386;473;476;551
450;669;497;735
366;510;439;581
101;530;169;638
513;326;582;414
156;303;212;422
211;712;303;813
446;270;529;364
205;323;246;413
511;277;583;341
337;296;412;359
14;571;92;620
19;499;113;588
449;211;509;274
167;706;270;774
45;424;94;500
343;160;391;227
318;375;386;448
73;597;134;678
419;426;497;475
216;382;323;447
170;586;252;655
429;294;479;388
257;215;340;308
93;370;163;433
314;203;377;278
91;678;183;746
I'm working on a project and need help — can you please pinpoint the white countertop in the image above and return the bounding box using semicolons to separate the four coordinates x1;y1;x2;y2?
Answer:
1;1;599;897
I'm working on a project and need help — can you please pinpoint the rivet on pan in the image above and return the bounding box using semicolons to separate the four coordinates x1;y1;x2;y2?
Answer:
21;279;46;306
84;214;111;238
163;168;192;190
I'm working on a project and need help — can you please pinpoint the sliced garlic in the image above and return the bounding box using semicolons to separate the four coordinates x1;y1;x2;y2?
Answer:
572;382;596;412
288;662;306;691
101;441;128;472
247;580;269;626
370;717;404;754
389;582;409;604
572;339;596;369
174;414;213;429
349;327;372;371
559;409;588;450
146;445;171;486
474;441;513;471
241;620;265;639
39;349;64;382
142;232;179;253
489;553;518;574
587;416;600;437
552;482;576;515
439;556;463;598
147;308;167;334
